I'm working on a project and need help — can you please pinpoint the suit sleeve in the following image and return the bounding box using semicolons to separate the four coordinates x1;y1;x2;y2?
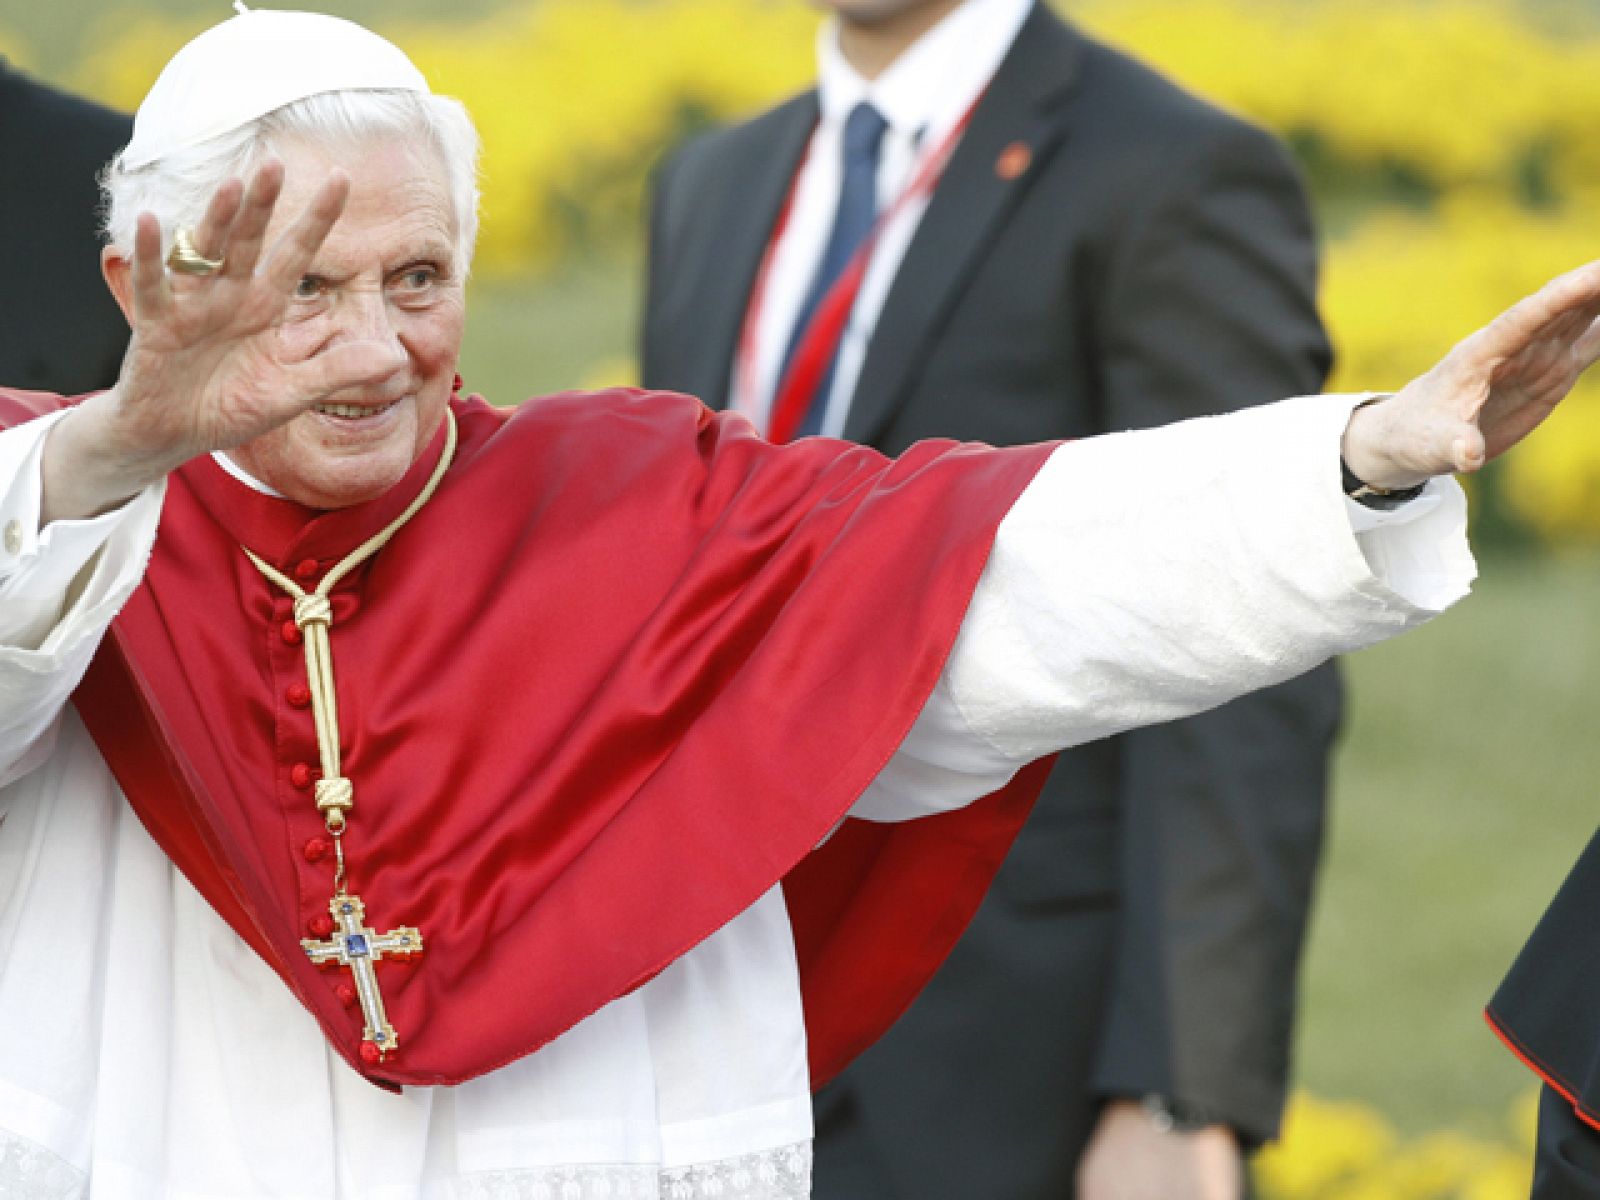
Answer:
1082;120;1339;1145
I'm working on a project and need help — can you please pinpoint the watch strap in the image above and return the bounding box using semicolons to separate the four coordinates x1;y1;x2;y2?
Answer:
1140;1092;1225;1134
1342;393;1428;510
1341;458;1427;510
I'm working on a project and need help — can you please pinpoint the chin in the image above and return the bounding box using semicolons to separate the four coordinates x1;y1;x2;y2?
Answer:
286;458;415;510
255;437;417;509
244;398;445;509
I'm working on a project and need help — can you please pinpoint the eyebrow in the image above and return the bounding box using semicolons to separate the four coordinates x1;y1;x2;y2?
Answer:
392;243;457;272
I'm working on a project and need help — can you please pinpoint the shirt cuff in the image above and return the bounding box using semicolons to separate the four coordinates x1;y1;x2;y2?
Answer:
1346;479;1473;613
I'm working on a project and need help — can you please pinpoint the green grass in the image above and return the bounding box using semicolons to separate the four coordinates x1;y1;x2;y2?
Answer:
460;258;642;403
1300;549;1600;1137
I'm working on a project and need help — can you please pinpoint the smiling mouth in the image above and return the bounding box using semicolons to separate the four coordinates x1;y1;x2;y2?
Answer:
313;399;401;420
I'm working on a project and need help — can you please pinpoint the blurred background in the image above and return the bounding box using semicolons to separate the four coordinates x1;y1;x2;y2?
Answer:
6;0;1598;1192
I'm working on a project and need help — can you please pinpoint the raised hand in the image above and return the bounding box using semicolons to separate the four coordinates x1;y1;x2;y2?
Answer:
1342;260;1600;490
41;159;410;523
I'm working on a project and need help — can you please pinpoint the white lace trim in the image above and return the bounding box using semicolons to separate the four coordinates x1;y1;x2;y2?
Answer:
0;1129;809;1200
451;1141;811;1200
0;1130;85;1200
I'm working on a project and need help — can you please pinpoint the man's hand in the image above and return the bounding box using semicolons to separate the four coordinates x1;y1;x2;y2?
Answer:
40;158;409;524
1077;1100;1243;1200
1342;259;1600;491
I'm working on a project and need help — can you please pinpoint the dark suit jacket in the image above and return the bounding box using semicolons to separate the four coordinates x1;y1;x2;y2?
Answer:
0;62;130;394
643;6;1341;1194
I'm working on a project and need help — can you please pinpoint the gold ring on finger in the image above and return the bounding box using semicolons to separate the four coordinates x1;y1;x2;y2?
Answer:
166;227;226;276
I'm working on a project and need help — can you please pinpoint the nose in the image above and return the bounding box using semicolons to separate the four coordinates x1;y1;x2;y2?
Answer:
331;284;404;353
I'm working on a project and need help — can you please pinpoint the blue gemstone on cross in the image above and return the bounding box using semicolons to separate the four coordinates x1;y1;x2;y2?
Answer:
301;892;423;1063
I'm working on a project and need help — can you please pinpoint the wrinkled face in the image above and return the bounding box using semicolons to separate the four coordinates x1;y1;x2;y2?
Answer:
229;134;465;509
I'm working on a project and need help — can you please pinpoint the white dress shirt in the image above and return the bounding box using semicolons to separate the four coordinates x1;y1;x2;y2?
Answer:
731;0;1034;436
0;394;1468;1198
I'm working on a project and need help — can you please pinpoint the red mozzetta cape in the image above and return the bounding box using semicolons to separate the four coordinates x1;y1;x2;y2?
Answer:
3;387;1056;1090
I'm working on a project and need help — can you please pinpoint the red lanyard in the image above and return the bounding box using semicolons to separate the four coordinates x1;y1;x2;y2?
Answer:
736;91;986;444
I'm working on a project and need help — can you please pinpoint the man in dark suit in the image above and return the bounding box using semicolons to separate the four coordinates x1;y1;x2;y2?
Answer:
0;61;130;393
641;1;1338;1194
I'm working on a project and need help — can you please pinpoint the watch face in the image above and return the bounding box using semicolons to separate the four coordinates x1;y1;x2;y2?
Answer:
1140;1094;1219;1133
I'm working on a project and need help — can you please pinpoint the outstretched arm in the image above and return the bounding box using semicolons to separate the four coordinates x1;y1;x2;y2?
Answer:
858;259;1600;819
884;260;1600;801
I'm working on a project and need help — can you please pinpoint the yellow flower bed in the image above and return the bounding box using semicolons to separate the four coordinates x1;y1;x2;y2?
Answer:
1069;0;1600;542
57;2;815;273
28;0;1600;543
1077;0;1600;191
1256;1090;1539;1199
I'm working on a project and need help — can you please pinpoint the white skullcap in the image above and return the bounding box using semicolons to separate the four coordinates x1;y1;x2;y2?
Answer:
120;4;429;171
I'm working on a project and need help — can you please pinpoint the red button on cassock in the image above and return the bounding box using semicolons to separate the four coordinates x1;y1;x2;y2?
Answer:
286;682;312;709
359;1042;383;1065
303;836;331;863
336;983;358;1009
293;558;320;583
281;620;303;646
307;914;335;938
291;763;315;790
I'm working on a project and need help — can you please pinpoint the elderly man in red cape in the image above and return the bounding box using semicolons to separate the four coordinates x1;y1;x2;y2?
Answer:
1;8;1598;1198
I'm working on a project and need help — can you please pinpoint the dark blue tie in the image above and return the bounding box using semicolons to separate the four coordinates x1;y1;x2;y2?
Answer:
778;101;889;438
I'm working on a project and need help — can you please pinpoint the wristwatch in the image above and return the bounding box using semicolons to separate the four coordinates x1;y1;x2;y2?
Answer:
1342;393;1427;510
1341;458;1427;510
1140;1093;1223;1134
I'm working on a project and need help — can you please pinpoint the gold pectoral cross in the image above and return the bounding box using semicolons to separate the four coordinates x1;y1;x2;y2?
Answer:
301;892;423;1061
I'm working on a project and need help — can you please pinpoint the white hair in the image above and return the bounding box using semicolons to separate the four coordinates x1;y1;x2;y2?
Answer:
101;89;481;273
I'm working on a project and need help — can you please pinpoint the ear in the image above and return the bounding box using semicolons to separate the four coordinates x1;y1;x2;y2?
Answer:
101;244;136;327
